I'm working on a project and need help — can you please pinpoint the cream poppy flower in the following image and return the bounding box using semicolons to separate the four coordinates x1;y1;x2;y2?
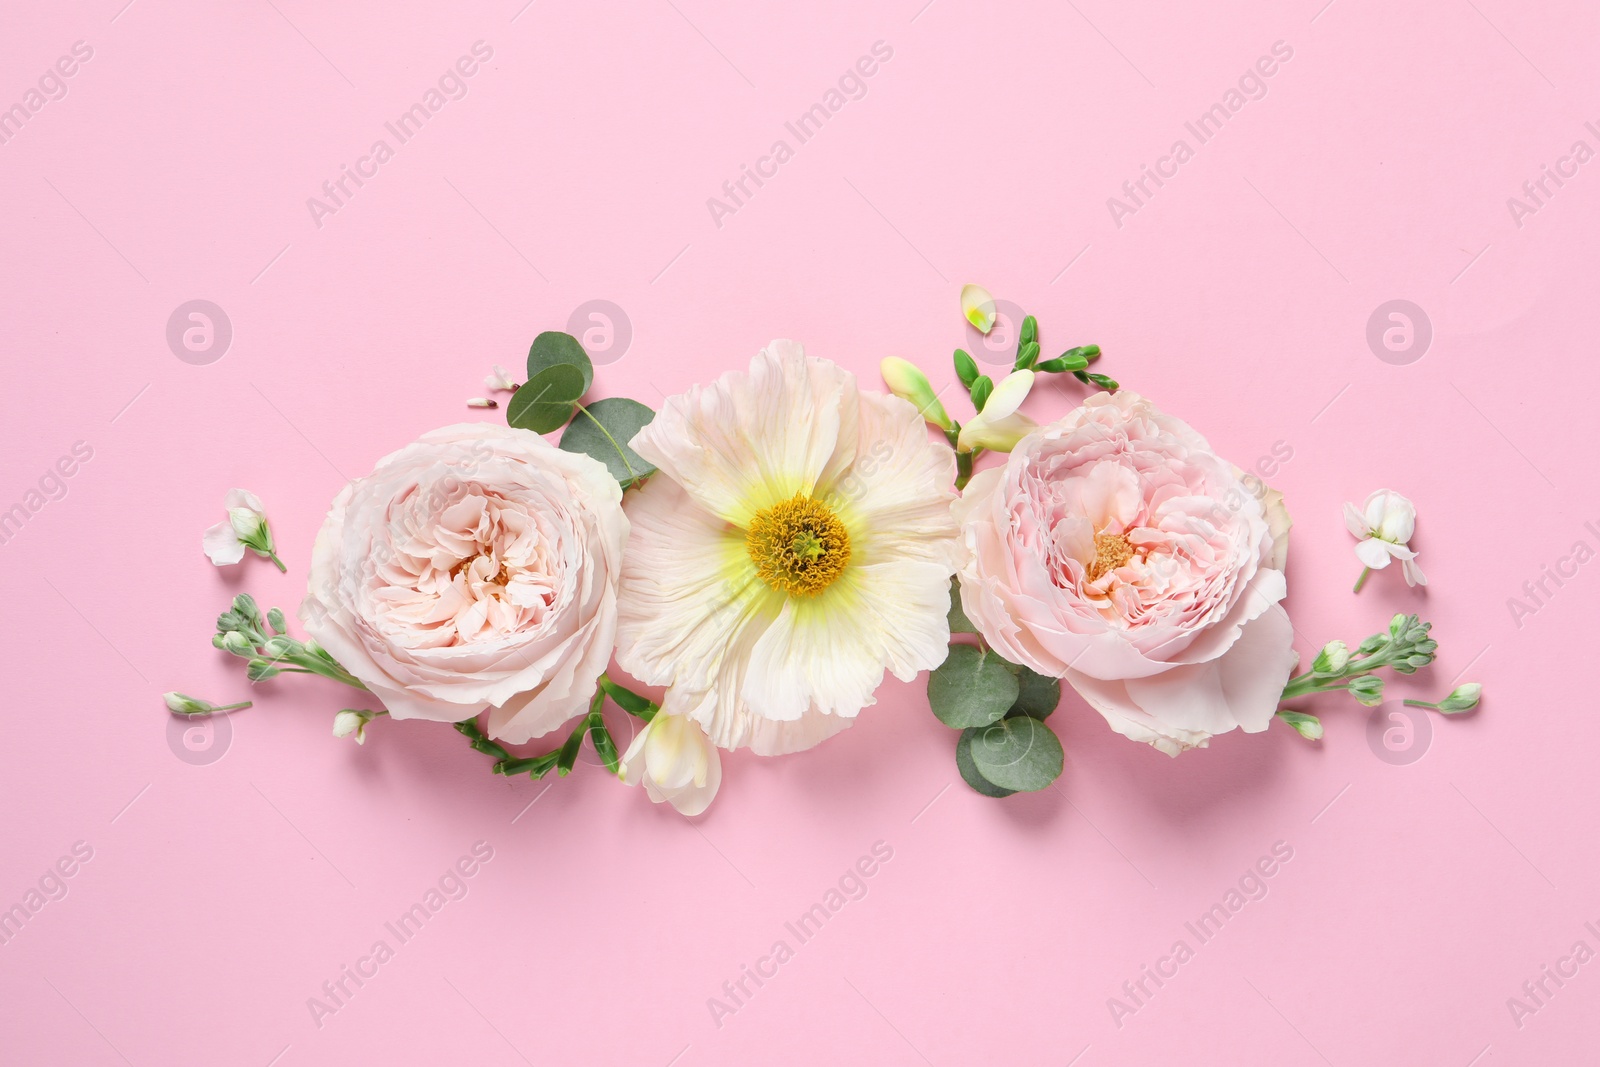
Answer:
614;341;961;754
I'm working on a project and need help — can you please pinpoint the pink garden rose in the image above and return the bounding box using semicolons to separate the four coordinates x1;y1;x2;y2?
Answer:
952;391;1297;756
300;423;628;744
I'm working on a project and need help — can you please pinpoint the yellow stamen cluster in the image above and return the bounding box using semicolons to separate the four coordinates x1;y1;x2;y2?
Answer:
1088;531;1134;582
746;494;851;597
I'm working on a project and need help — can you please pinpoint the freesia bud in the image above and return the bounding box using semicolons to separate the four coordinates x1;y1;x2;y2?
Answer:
880;357;953;431
164;692;251;716
618;712;721;816
957;369;1039;453
1437;683;1483;714
466;397;498;409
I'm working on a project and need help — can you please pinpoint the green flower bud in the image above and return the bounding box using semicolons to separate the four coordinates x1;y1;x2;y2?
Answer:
880;357;953;431
267;607;286;635
220;631;254;657
1437;683;1483;714
164;692;213;715
953;349;979;387
1277;710;1324;741
246;659;281;682
1348;674;1385;707
1312;640;1351;675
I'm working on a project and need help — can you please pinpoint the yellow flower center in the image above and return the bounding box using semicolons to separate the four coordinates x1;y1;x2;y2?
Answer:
1087;531;1134;582
745;494;851;597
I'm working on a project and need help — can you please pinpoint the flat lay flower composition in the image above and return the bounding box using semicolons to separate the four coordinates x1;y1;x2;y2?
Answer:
170;287;1481;814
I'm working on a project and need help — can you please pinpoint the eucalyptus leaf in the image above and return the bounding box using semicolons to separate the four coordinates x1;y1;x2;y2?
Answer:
946;579;977;635
968;715;1064;792
560;397;657;486
1008;667;1060;720
526;330;594;395
957;727;1016;798
506;363;585;434
928;644;1018;729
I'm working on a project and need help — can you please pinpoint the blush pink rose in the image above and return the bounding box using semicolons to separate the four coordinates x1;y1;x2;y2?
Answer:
300;423;628;744
952;391;1297;756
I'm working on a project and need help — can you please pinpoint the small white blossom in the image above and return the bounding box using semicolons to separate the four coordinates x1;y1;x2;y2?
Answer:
484;364;517;392
1345;489;1426;588
333;709;379;744
203;489;284;571
957;370;1039;453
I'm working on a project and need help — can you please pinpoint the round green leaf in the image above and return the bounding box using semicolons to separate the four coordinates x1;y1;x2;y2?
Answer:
559;397;658;486
527;331;593;396
1009;667;1060;720
956;728;1016;798
968;715;1064;792
928;645;1018;729
506;364;585;434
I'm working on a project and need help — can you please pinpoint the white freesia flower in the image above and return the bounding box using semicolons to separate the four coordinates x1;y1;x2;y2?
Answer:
332;709;379;744
484;365;517;392
614;341;960;754
619;713;721;816
203;489;285;571
1345;489;1426;589
956;369;1038;453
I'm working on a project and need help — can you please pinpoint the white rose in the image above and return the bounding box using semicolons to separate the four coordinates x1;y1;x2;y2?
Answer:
300;423;628;743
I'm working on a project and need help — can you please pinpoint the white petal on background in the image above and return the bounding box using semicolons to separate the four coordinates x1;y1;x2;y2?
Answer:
202;520;245;565
960;283;996;333
1354;538;1399;569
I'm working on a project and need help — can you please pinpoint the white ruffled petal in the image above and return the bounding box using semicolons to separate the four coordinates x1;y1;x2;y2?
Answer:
203;520;246;565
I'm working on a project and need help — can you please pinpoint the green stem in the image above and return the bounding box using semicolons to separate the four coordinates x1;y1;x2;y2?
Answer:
213;701;253;712
266;551;287;573
597;674;657;720
955;450;974;490
1402;698;1439;710
1353;567;1370;593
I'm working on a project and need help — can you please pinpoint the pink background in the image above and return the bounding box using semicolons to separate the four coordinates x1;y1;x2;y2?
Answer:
2;0;1594;1063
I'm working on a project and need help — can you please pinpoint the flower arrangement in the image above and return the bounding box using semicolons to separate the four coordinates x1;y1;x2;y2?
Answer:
171;286;1481;813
